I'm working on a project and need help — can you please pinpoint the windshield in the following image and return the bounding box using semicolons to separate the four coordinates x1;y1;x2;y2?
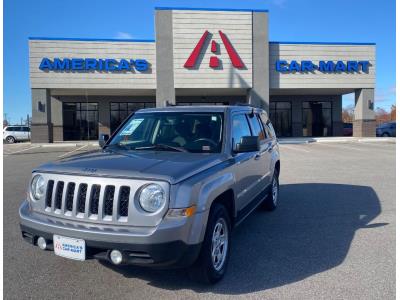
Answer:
108;112;224;153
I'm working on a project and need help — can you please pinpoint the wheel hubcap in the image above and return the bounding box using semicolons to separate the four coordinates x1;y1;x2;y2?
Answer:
272;178;278;206
211;218;228;271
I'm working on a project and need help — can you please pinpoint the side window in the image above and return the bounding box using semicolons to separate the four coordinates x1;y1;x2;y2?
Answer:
23;127;30;132
7;127;16;131
260;112;276;139
232;114;251;148
247;113;266;141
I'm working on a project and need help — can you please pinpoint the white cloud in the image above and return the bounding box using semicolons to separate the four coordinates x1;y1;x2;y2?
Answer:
115;32;133;39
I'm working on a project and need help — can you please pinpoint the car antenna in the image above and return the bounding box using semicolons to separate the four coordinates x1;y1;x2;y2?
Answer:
249;107;255;117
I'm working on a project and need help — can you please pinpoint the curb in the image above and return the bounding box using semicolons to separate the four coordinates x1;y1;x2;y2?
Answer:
39;143;99;148
279;137;396;145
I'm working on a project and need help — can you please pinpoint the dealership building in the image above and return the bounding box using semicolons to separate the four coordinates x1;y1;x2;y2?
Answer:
28;7;376;142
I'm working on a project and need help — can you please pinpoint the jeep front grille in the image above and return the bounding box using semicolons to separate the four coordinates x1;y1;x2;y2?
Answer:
43;179;133;222
34;173;169;226
77;183;88;213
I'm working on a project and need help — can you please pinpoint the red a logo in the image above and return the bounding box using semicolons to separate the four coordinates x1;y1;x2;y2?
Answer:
183;30;245;69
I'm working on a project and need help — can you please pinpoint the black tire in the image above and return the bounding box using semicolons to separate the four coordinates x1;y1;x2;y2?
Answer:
6;136;15;144
382;132;390;137
189;203;231;284
261;171;279;211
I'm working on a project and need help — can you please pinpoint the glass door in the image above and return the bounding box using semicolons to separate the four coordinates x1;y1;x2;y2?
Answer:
63;102;99;141
302;101;332;137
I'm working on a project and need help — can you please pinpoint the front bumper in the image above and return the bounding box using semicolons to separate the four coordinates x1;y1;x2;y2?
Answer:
19;200;205;267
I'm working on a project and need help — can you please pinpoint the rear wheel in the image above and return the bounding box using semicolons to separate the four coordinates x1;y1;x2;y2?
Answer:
382;132;390;137
189;203;231;284
6;136;15;144
261;171;279;211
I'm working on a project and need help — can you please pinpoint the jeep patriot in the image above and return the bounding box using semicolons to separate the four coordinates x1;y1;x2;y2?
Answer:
19;105;280;283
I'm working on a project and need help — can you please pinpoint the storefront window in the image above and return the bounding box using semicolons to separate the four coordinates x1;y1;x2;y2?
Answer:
302;101;332;137
176;102;228;106
63;102;99;141
110;102;155;134
269;102;292;137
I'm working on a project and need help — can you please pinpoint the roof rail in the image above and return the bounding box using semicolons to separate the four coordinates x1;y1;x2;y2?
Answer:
234;102;254;107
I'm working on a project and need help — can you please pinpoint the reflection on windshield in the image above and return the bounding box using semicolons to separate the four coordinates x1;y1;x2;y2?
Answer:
108;112;224;153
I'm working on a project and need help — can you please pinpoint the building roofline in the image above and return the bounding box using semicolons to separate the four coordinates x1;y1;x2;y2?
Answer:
269;41;376;45
155;7;268;13
28;37;155;43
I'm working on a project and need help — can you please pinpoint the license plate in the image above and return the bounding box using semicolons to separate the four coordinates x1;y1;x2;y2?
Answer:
53;235;86;261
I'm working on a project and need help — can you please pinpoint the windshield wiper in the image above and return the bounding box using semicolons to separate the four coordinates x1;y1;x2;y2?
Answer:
134;144;188;152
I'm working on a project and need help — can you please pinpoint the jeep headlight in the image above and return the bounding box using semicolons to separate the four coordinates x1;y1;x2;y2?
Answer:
138;183;166;213
31;175;46;200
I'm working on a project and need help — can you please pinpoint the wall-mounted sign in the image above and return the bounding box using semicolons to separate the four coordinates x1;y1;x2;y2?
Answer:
184;30;244;69
39;58;149;72
275;60;370;73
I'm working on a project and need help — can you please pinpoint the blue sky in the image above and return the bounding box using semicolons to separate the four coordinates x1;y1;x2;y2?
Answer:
4;0;396;124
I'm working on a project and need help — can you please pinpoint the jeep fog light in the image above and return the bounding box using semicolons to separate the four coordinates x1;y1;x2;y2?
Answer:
167;205;197;217
37;237;47;250
138;183;166;213
110;250;123;265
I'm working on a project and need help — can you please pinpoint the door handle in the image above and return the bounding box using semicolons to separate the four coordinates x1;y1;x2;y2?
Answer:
254;153;261;160
267;145;273;153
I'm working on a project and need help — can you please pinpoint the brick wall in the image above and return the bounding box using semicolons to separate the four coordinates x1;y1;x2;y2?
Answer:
353;120;376;137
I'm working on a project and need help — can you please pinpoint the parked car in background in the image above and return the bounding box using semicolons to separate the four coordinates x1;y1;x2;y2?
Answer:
3;126;31;143
343;123;353;136
376;122;396;137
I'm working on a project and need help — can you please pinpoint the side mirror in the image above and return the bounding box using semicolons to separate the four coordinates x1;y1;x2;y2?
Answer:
233;136;260;153
99;134;109;147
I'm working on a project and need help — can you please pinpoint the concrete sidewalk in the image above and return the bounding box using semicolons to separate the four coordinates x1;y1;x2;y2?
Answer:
278;136;396;144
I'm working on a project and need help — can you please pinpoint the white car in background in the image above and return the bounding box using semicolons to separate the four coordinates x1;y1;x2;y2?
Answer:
3;126;31;143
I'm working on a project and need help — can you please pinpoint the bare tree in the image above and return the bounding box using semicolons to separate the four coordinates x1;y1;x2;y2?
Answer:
342;105;354;123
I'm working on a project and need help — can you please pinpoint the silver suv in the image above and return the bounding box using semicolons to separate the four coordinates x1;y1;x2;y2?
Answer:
19;105;280;283
3;126;31;143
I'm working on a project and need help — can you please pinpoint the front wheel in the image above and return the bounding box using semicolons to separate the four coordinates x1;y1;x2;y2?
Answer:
6;136;16;144
382;133;390;137
261;171;279;211
189;203;231;284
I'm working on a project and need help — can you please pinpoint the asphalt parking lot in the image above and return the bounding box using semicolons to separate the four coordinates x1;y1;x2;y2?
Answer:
3;140;396;299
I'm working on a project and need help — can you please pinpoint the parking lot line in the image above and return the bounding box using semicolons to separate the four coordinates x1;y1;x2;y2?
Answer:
4;145;41;155
279;144;311;153
314;142;368;152
58;144;88;158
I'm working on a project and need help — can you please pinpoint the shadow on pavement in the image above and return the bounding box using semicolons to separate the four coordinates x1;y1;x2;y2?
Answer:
102;183;385;295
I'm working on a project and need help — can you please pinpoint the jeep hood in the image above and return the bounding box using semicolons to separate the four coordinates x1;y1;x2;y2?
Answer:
34;149;228;184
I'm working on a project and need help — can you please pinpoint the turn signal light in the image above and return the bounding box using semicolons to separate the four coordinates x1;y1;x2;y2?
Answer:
167;205;197;217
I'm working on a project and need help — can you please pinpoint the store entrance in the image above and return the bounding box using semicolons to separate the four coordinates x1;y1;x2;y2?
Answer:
302;101;332;137
62;102;99;141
